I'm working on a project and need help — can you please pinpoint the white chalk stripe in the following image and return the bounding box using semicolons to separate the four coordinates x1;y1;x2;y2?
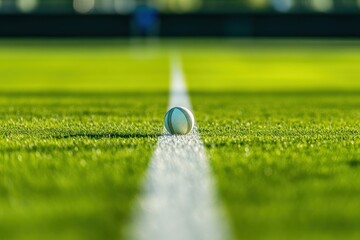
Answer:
129;54;230;240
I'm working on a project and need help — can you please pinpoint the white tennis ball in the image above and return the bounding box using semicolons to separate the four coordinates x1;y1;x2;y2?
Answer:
164;106;194;135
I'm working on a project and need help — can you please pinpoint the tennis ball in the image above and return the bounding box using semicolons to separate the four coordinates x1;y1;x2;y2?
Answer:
164;106;194;135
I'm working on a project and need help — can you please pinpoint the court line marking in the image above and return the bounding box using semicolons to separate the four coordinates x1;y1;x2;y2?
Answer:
130;54;230;240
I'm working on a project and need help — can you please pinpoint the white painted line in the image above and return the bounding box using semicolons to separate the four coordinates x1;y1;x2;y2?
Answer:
130;55;230;240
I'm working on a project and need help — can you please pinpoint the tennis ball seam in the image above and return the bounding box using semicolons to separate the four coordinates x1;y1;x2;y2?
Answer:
167;108;175;134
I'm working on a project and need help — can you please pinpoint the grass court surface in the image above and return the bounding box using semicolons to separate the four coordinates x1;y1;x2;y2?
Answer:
1;39;360;240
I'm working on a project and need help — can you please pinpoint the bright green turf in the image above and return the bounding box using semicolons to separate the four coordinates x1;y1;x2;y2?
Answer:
0;40;169;92
0;41;168;240
191;92;360;240
1;39;360;240
183;41;360;240
182;39;360;91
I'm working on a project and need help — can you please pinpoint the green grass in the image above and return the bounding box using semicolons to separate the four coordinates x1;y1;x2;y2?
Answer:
182;39;360;91
0;41;168;240
0;92;168;240
1;39;360;240
0;40;169;92
183;42;360;240
191;92;360;240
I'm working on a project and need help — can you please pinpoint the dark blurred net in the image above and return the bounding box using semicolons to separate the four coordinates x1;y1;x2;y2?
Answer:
0;0;360;14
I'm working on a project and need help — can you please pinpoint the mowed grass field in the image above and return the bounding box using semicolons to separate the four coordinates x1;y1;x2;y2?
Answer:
1;39;360;240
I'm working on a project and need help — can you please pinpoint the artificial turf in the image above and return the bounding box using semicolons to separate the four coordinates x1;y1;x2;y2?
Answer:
1;39;360;240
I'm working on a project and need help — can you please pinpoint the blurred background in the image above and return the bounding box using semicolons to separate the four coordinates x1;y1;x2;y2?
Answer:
1;0;360;37
1;0;360;14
